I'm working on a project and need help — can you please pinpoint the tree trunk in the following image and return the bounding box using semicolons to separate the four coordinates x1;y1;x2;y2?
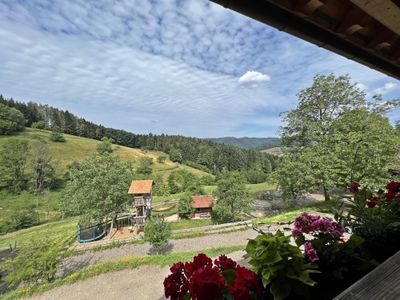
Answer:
323;186;330;201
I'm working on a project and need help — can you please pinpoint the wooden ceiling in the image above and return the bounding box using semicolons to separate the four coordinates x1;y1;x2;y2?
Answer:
210;0;400;79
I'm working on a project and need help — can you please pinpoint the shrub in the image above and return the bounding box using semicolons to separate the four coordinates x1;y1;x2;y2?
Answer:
0;103;25;135
157;154;167;163
144;216;172;253
49;127;65;142
31;120;47;130
137;157;153;175
5;210;40;232
0;236;72;287
96;137;113;154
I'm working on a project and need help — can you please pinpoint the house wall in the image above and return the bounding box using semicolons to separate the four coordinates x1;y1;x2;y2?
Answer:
192;208;212;219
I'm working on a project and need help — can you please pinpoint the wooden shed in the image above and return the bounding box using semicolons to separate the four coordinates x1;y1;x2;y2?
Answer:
192;196;214;219
128;180;154;228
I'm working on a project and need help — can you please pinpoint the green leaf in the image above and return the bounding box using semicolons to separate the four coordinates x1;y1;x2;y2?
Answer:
270;280;292;300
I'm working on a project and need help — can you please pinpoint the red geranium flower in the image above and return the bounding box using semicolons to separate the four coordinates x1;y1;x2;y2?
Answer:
229;266;259;300
164;262;189;300
386;181;400;193
349;181;360;193
184;253;212;277
367;197;379;208
188;266;225;300
214;255;237;272
385;191;398;201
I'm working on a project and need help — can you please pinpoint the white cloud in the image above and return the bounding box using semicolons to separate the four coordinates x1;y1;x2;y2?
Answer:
0;0;397;137
238;71;271;87
355;83;367;91
374;82;399;95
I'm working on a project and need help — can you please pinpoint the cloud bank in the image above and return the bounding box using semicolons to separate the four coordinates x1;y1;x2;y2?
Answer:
0;0;398;138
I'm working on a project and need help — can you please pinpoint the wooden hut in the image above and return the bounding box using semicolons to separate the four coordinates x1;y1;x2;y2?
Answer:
128;180;154;229
192;196;214;219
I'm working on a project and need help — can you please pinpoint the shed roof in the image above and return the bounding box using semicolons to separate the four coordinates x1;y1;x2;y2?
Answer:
128;180;154;194
192;196;214;209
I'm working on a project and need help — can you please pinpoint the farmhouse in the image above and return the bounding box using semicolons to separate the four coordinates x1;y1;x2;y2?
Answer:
191;195;214;219
128;179;154;228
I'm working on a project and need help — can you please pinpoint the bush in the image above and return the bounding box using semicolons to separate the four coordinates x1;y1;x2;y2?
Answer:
96;137;113;154
137;157;153;175
49;128;65;142
0;236;72;287
144;216;171;253
5;210;40;232
157;154;167;163
31;120;47;130
0;103;25;135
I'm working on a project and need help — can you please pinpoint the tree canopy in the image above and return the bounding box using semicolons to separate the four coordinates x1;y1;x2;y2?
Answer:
212;172;252;223
61;154;133;226
0;102;25;135
278;74;399;201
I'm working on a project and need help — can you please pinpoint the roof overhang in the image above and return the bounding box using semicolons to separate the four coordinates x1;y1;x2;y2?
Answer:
210;0;400;80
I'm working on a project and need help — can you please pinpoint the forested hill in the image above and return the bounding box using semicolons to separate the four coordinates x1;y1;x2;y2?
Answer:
0;95;278;174
206;137;281;150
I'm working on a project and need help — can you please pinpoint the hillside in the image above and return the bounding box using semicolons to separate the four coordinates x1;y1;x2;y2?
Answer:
261;147;283;156
0;128;212;179
206;137;281;150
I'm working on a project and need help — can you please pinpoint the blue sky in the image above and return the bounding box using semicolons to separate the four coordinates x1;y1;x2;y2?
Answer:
0;0;399;138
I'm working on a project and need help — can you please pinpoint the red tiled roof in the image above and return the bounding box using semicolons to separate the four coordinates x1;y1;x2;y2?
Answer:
192;196;213;208
128;180;154;194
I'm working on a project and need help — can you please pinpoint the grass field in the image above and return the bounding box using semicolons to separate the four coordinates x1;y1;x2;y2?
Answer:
203;181;276;196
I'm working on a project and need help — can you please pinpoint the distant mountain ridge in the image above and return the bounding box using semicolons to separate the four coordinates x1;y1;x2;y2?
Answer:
206;137;281;150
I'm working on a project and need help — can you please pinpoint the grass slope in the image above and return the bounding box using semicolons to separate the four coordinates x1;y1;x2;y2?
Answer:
0;128;211;178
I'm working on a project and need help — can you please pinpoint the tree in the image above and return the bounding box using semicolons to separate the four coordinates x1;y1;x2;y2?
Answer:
0;103;25;135
274;154;316;200
212;172;251;223
331;108;398;188
0;139;30;193
178;193;194;219
144;216;171;253
97;137;113;154
137;156;153;175
49;126;65;142
168;173;180;194
61;154;132;228
31;143;54;195
169;148;183;163
281;74;366;201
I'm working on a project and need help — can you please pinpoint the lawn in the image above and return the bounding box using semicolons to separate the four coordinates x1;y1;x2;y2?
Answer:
203;181;276;196
253;200;336;225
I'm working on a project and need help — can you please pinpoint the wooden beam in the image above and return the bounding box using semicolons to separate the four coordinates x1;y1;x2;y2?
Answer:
350;0;400;35
295;0;324;15
336;7;367;35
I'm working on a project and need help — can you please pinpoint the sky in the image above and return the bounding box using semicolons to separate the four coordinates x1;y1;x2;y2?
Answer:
0;0;399;138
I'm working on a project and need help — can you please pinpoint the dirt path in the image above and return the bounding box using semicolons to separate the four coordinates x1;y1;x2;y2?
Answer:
27;251;247;300
60;225;288;276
